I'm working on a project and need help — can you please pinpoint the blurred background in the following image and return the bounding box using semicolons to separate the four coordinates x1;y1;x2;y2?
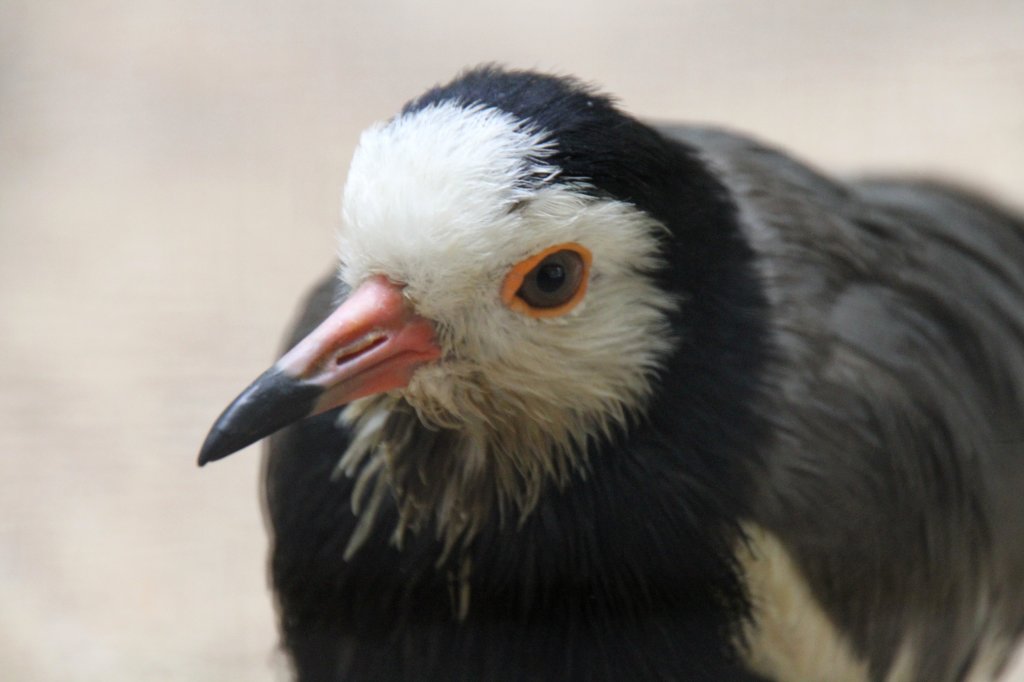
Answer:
1;1;1022;680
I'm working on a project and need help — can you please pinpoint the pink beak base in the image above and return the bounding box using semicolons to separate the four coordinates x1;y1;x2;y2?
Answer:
197;276;440;465
277;275;442;410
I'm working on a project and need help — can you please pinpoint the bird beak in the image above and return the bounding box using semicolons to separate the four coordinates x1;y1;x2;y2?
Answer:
197;276;441;465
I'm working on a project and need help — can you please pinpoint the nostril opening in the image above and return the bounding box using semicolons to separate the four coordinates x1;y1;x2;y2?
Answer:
333;334;387;367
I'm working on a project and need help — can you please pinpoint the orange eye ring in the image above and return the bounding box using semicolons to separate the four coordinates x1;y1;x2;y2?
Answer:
501;242;593;318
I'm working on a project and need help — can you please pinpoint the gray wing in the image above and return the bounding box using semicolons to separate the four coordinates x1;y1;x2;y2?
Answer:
664;125;1024;681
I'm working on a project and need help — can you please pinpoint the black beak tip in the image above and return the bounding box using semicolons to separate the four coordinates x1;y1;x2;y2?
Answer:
197;405;288;466
196;369;324;468
196;430;233;466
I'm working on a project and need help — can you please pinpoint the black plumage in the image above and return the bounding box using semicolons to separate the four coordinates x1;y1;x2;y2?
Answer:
200;67;1024;681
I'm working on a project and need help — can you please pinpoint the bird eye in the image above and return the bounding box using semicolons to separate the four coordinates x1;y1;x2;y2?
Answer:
520;251;582;307
501;243;592;318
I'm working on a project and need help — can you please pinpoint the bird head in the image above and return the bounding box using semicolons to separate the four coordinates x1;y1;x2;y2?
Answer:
199;67;749;544
337;98;676;453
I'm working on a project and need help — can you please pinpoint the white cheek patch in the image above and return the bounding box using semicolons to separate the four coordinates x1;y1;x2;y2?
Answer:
401;188;675;436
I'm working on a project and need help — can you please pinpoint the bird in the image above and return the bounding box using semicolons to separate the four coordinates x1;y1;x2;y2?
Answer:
198;66;1024;682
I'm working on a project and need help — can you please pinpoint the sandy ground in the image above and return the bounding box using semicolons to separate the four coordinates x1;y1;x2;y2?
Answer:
1;1;1022;680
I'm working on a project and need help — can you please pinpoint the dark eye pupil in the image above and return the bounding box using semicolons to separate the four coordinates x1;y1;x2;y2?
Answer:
536;263;566;293
514;249;586;310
